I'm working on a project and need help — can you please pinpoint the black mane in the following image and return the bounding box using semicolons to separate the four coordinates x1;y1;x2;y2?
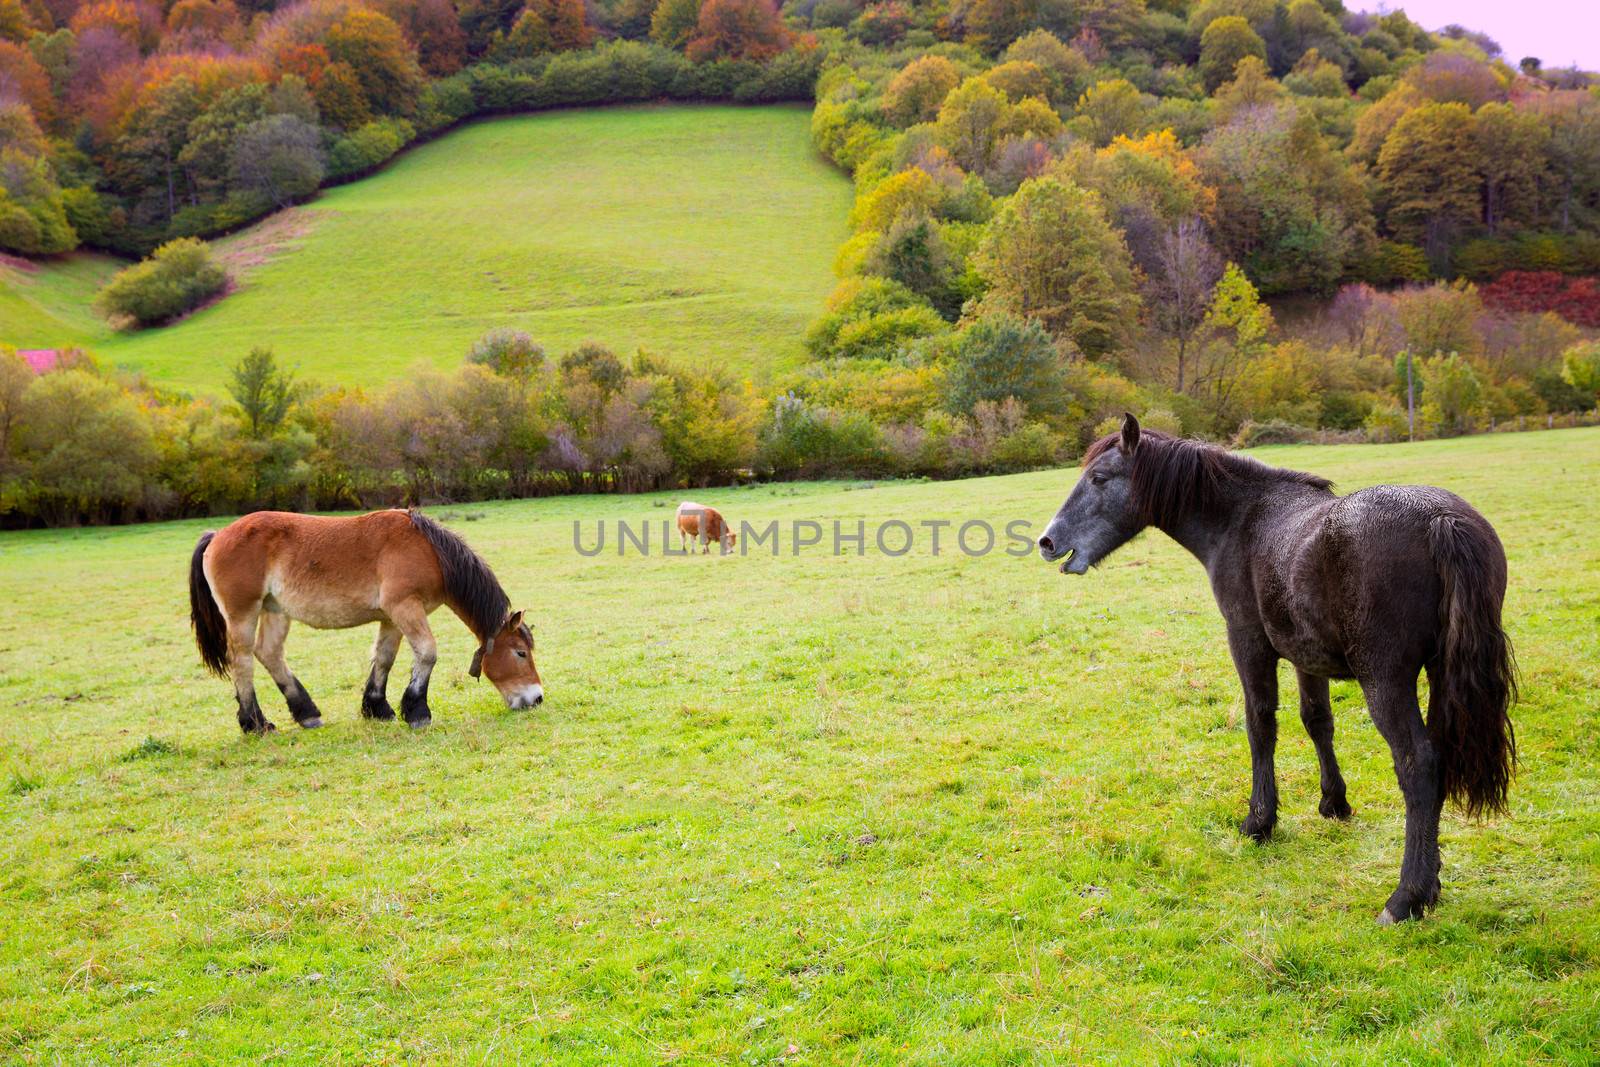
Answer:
1083;429;1333;529
408;510;510;641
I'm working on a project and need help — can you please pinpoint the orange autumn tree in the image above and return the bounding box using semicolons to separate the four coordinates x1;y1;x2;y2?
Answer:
686;0;790;63
70;0;161;50
0;40;53;125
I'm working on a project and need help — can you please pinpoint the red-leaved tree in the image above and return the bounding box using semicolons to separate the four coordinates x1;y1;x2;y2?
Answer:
686;0;789;63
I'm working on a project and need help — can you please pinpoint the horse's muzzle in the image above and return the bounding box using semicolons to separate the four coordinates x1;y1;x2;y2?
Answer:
508;684;545;710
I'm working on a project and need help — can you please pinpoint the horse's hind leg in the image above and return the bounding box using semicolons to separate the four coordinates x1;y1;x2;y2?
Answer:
225;605;274;734
1364;672;1443;923
361;621;402;722
255;612;322;729
388;601;437;729
1227;625;1281;842
1296;669;1350;819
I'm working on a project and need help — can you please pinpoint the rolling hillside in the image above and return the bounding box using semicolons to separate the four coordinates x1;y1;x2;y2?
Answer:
0;105;851;390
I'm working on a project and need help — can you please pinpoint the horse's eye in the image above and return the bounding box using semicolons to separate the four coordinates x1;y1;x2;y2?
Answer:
1091;473;1109;487
515;650;528;659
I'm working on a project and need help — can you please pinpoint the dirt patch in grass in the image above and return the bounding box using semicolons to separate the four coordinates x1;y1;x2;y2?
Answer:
215;208;327;277
0;251;41;276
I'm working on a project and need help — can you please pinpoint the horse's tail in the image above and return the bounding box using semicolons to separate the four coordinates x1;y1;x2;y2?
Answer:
189;531;230;678
1427;511;1517;817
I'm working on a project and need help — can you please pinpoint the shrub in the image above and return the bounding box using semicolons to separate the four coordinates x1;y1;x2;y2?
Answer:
1481;271;1600;328
468;328;546;379
943;313;1063;417
95;238;228;327
1232;419;1319;447
806;277;947;361
327;118;416;181
1362;240;1430;285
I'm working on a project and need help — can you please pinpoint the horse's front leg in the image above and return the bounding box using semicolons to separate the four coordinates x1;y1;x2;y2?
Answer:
1296;669;1350;819
389;602;437;729
1364;671;1442;923
1227;625;1281;842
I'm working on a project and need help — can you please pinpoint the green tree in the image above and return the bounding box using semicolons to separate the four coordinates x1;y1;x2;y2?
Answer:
882;55;961;127
468;328;546;383
1376;101;1478;260
649;0;699;49
1417;353;1482;437
1199;15;1266;93
1202;103;1374;294
95;238;228;327
974;176;1140;357
1562;342;1600;401
1473;103;1548;234
933;76;1010;172
12;370;156;523
943;313;1064;417
229;347;298;439
1071;78;1146;146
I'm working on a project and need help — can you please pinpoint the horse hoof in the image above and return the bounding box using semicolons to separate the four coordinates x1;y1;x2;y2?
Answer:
1319;795;1352;820
299;717;323;729
407;718;432;730
1239;817;1274;843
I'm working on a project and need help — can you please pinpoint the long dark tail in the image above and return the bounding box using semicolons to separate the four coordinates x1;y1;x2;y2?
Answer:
189;531;229;678
1427;512;1518;816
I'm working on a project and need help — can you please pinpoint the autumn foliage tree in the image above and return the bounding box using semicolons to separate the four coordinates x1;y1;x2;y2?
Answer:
881;55;960;127
975;176;1140;358
686;0;790;63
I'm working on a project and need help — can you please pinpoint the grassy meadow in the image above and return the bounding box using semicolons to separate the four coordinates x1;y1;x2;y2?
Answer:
0;105;850;389
2;429;1598;1062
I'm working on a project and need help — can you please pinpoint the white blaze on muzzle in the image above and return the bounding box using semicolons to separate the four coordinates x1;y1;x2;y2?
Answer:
509;684;544;709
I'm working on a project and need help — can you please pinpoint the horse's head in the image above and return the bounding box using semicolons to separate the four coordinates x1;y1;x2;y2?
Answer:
469;610;544;709
1037;413;1146;574
723;529;738;553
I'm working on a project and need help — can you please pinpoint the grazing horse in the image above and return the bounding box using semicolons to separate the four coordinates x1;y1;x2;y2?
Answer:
1036;415;1516;923
677;502;737;554
189;509;543;733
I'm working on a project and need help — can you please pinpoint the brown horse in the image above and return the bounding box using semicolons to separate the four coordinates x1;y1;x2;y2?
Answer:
1037;415;1516;923
189;509;542;733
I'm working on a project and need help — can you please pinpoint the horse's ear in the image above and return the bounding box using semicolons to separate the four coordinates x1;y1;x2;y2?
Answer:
506;610;523;631
468;647;484;679
1119;412;1141;455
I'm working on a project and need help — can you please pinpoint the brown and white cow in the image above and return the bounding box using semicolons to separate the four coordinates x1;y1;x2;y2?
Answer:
677;501;737;554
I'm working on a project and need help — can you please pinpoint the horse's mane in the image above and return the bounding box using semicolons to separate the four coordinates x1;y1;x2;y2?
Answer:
1083;429;1332;528
407;510;510;641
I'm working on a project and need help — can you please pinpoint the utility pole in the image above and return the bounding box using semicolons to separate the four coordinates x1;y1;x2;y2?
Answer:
1405;349;1415;443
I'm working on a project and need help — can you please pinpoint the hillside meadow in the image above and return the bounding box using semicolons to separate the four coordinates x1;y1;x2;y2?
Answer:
1;429;1597;1062
0;105;850;389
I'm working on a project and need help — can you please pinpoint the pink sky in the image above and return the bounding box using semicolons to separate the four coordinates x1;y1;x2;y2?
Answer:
1358;1;1600;71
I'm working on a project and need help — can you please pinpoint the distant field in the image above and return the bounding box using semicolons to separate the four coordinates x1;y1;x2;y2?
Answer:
0;105;851;390
2;430;1597;1061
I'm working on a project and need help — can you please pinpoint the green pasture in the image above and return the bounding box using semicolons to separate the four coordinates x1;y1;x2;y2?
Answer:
2;429;1597;1062
0;105;850;390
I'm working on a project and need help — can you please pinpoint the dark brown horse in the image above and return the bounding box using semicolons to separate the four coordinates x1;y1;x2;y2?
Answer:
1037;415;1516;923
189;509;542;733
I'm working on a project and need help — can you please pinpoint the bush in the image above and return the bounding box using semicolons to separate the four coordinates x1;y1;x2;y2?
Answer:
1481;271;1600;328
94;238;228;327
327;118;416;181
1362;240;1430;285
943;314;1064;418
1232;419;1319;447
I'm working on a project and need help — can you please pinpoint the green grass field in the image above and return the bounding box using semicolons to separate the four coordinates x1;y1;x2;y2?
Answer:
0;105;850;390
2;430;1597;1062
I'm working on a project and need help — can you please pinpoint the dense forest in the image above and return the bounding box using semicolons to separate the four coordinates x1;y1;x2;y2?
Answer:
2;0;1600;524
